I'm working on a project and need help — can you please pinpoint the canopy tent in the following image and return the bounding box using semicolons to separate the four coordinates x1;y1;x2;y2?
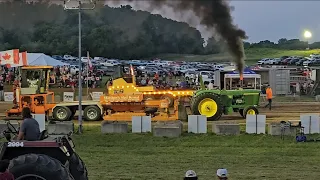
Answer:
27;53;69;66
224;68;261;90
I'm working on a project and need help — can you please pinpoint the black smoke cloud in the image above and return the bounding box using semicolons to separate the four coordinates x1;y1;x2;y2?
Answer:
108;0;247;73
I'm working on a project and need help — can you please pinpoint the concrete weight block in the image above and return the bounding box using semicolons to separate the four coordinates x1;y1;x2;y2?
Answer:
48;121;74;135
153;121;183;137
101;121;128;134
188;115;207;134
213;123;240;135
268;123;296;136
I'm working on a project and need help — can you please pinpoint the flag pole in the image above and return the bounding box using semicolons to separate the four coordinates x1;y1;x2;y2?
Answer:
87;51;89;100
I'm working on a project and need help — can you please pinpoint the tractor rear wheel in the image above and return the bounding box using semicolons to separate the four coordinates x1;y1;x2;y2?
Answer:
243;106;259;118
191;92;223;121
9;154;73;180
84;106;101;121
69;153;88;180
53;106;72;121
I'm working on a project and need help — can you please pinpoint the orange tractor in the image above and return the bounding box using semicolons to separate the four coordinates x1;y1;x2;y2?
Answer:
6;66;56;117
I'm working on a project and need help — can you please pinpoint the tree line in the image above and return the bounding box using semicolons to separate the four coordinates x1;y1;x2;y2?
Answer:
0;1;319;60
244;38;319;50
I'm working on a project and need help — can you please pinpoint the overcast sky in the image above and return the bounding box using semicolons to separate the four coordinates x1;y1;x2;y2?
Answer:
230;1;320;43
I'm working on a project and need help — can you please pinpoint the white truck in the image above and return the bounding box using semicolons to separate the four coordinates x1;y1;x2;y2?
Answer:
101;60;121;67
200;71;214;84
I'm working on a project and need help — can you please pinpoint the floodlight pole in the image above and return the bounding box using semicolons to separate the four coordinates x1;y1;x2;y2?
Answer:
78;2;82;134
64;0;95;134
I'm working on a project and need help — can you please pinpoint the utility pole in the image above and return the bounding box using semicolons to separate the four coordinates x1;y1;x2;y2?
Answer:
64;0;96;134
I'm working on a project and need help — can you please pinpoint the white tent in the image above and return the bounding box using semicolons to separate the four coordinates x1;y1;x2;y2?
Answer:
27;53;69;66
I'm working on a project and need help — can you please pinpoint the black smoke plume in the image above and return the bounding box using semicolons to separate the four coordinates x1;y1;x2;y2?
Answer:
108;0;247;73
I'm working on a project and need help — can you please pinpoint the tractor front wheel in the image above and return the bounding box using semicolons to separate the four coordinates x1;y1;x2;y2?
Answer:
242;106;259;118
9;154;73;180
191;92;223;121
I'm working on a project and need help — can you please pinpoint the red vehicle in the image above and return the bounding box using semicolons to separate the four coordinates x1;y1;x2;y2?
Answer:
281;58;292;65
0;122;88;180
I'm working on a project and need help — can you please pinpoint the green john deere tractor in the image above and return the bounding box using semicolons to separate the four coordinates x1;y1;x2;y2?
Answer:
190;89;260;121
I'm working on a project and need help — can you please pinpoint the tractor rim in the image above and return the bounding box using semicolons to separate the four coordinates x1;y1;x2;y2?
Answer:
87;108;98;120
16;174;46;180
57;108;67;119
198;98;217;117
247;109;256;115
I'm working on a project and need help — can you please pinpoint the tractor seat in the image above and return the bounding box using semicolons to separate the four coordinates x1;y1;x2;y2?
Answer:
39;130;48;140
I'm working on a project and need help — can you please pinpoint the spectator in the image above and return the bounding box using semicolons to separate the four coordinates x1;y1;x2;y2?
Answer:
140;78;147;86
217;168;228;180
0;81;3;101
17;107;41;141
184;170;198;180
176;79;181;86
264;84;273;110
208;80;214;90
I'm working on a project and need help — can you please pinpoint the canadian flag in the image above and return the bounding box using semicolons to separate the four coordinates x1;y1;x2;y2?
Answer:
0;49;19;67
18;52;28;66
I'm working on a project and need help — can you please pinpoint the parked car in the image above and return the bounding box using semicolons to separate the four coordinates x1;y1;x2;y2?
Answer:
303;59;316;66
281;58;292;65
295;59;306;66
63;55;77;61
52;55;64;60
288;58;301;65
272;58;281;65
257;58;271;65
309;59;320;66
199;71;214;84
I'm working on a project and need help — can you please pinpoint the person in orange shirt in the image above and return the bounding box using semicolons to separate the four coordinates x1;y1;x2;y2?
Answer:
264;84;273;110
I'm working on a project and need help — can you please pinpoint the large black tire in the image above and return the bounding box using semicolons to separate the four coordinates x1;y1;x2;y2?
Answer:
243;106;259;118
69;153;88;180
191;92;223;121
8;154;73;180
83;106;102;121
53;106;72;121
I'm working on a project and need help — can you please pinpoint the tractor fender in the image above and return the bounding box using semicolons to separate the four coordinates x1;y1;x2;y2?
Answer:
193;89;221;98
52;101;104;116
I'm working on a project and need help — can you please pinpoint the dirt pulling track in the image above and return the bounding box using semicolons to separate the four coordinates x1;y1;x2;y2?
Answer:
0;102;319;123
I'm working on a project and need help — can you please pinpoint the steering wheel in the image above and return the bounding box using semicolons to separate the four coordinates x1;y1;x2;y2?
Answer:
6;121;18;134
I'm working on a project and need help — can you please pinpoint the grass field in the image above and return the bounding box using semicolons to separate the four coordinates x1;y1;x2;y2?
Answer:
75;126;320;180
157;48;320;65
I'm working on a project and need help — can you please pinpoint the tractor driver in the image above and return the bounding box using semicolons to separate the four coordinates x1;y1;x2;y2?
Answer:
17;107;40;141
26;71;40;88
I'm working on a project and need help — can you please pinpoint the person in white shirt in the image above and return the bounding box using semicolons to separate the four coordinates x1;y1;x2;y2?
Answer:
208;80;214;90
